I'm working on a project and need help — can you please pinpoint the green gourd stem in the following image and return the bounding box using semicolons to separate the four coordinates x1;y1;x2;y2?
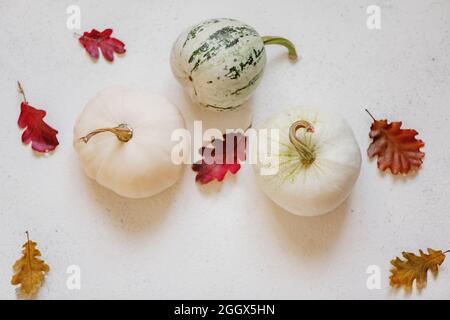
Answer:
289;120;315;166
262;36;298;61
79;123;133;143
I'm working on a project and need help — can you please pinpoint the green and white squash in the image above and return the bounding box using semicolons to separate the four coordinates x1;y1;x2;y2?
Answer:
170;18;297;111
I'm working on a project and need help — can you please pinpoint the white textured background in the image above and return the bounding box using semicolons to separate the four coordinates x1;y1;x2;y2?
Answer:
0;0;449;299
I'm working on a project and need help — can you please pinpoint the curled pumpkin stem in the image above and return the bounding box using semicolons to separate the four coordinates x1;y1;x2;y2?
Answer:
289;120;315;165
79;123;133;143
262;36;298;61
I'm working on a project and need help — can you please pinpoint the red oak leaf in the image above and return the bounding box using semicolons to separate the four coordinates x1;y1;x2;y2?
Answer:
366;110;424;175
78;28;125;62
192;132;247;184
17;82;59;153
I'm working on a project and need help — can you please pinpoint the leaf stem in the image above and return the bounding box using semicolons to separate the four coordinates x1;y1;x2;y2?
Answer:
79;124;133;143
17;81;27;103
25;231;32;289
444;250;450;254
365;108;376;121
288;120;316;166
262;36;298;61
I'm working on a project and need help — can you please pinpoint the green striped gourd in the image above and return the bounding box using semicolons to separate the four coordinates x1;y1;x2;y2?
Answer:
170;18;297;111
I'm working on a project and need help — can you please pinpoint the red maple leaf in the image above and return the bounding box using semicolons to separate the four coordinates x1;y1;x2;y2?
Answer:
192;132;247;184
78;28;125;62
366;110;424;175
17;82;59;153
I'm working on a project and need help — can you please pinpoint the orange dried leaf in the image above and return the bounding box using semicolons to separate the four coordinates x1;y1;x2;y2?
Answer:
11;233;49;297
390;248;446;292
367;110;424;175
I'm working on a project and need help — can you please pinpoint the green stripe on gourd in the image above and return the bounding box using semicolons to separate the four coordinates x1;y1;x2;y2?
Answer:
225;47;265;80
205;104;242;111
230;69;264;96
188;25;259;73
182;19;221;47
170;18;297;111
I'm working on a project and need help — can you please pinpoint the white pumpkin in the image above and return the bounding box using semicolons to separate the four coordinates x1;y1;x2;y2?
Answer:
73;86;185;199
170;18;297;111
253;107;361;216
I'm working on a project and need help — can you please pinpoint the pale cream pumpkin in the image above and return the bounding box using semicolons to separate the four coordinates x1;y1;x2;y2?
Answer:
73;86;185;198
253;107;361;216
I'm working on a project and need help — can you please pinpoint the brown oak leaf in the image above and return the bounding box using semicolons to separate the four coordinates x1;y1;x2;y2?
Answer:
11;232;50;297
390;248;446;292
366;110;425;174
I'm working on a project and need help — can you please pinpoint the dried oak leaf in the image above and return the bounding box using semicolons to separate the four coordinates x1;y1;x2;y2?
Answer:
367;110;425;174
79;28;126;62
192;132;247;184
11;233;50;297
17;82;59;153
390;248;446;292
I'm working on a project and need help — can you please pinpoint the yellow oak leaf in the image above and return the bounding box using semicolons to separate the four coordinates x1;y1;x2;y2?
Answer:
390;248;446;292
11;232;49;297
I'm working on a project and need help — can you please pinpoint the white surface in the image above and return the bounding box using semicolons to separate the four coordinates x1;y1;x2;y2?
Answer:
0;0;449;299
